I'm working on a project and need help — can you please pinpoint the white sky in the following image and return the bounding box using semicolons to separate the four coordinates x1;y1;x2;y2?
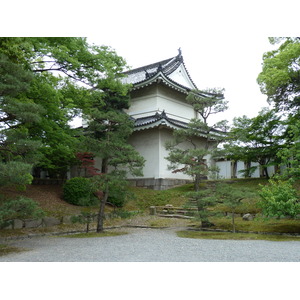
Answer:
3;0;299;127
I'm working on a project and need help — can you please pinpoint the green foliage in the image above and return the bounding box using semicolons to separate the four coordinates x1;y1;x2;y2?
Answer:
187;190;216;226
108;209;140;219
166;88;227;192
216;183;255;210
1;37;131;182
276;119;300;180
257;37;300;113
62;231;128;238
222;108;284;178
71;211;97;233
83;94;145;231
63;177;98;206
0;53;33;97
108;188;127;208
186;88;228;126
0;196;45;228
176;230;300;241
258;179;300;218
0;161;33;191
215;183;256;232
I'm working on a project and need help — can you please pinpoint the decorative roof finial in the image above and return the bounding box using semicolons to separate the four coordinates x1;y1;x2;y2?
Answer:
178;47;182;56
157;63;163;72
161;110;167;118
144;69;150;78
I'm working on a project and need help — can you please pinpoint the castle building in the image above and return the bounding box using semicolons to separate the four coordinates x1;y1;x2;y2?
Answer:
122;49;218;189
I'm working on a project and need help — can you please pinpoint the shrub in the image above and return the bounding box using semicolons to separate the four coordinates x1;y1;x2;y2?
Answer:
71;211;97;233
258;179;300;218
63;177;98;206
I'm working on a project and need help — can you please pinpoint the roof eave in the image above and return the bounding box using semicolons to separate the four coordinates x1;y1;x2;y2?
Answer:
132;71;191;95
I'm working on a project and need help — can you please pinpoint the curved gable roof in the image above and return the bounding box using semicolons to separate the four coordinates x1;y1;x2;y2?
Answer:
122;49;197;93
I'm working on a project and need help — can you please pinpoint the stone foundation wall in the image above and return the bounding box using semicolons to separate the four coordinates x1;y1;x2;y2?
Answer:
3;216;73;230
128;178;193;190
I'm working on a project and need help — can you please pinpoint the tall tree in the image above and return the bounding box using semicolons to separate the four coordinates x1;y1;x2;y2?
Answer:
0;37;129;180
222;108;284;178
0;50;42;189
276;119;300;180
165;88;227;227
257;37;300;115
166;88;228;191
82;87;145;232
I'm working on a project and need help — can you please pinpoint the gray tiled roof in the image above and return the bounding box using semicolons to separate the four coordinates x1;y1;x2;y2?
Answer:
133;111;225;139
122;50;197;90
134;111;188;129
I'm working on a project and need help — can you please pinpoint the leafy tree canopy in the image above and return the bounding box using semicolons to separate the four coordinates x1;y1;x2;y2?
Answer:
257;37;300;114
221;108;285;178
0;37;130;181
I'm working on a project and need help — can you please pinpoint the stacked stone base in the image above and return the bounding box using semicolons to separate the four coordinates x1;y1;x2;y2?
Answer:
128;178;193;190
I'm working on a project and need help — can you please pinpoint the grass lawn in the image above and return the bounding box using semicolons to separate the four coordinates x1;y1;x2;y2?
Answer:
1;178;300;239
176;230;300;241
0;244;27;256
60;231;128;238
209;216;300;234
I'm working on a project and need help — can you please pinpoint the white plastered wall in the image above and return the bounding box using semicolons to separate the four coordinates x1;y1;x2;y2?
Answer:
216;161;232;179
127;128;160;179
125;84;197;122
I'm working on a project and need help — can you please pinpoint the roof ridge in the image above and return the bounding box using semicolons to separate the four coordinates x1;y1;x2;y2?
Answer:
123;56;174;75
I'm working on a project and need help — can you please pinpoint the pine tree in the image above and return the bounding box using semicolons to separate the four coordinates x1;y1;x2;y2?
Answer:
81;85;145;232
165;88;227;227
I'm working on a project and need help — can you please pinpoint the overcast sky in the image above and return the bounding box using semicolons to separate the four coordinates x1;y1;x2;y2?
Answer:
4;0;299;127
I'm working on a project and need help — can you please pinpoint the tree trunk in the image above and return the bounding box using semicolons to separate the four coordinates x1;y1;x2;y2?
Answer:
264;166;270;179
97;184;109;232
195;173;201;191
101;158;108;174
232;211;236;233
97;157;109;232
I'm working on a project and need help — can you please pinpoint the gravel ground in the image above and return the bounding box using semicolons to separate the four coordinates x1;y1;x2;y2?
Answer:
1;227;300;262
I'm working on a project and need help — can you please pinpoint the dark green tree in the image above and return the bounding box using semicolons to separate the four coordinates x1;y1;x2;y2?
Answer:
166;88;228;191
215;183;254;233
0;196;45;229
1;37;130;181
276;119;300;180
222;108;284;178
165;88;227;227
257;37;300;115
81;82;145;232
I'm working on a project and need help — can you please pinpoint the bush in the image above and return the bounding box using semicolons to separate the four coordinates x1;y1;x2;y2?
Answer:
63;177;98;206
71;211;97;233
258;179;300;218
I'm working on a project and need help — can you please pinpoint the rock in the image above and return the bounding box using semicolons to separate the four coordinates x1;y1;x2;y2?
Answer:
242;213;254;221
13;219;23;229
24;219;43;228
149;206;156;215
62;215;73;224
43;217;61;227
2;222;13;230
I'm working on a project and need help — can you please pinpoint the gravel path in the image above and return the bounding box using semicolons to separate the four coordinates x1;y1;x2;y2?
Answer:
1;227;300;262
